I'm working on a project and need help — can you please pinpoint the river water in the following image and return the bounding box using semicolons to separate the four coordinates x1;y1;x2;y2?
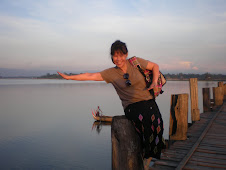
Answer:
0;79;220;169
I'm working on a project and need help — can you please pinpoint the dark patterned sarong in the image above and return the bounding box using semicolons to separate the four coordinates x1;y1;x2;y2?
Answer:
124;99;165;159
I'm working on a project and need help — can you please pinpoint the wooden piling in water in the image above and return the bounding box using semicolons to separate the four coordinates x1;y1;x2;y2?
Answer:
218;81;224;96
202;88;211;112
169;93;189;140
218;82;225;100
218;81;224;87
213;87;223;106
111;116;143;170
224;84;226;99
189;78;200;121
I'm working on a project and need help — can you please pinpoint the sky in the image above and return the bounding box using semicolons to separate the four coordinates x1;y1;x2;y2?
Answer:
0;0;226;75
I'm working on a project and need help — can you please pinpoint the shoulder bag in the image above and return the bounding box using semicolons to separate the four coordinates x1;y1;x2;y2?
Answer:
128;56;166;98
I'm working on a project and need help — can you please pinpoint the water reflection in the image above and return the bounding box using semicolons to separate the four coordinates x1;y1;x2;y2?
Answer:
205;81;210;87
92;121;112;134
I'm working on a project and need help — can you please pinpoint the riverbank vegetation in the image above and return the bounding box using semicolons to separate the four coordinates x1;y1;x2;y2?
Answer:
37;72;226;81
1;72;225;81
164;73;226;81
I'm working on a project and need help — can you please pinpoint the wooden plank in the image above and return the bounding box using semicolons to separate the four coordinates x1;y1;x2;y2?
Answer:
200;142;226;148
168;145;194;149
204;137;226;141
167;146;194;150
200;140;226;146
196;148;226;155
205;134;226;139
199;147;226;153
208;129;226;134
202;139;226;144
186;160;226;169
154;160;178;167
168;143;192;148
175;105;224;170
202;134;226;138
202;141;226;146
162;152;186;158
184;162;223;170
162;149;189;155
152;164;176;170
190;156;226;165
209;123;226;127
203;134;226;138
193;151;226;160
197;147;226;154
160;156;182;162
169;142;195;147
204;136;226;142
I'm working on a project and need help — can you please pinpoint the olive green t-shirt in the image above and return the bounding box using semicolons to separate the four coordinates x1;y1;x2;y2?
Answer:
100;57;153;109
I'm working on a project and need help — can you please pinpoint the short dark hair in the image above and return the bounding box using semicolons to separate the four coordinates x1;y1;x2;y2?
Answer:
110;40;128;63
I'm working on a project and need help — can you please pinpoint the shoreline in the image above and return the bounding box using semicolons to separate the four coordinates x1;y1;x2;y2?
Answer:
0;78;226;81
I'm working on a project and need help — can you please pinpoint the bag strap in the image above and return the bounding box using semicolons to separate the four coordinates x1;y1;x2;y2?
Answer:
128;56;152;83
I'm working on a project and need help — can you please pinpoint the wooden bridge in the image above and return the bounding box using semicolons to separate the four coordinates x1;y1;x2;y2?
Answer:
111;80;226;170
152;102;226;169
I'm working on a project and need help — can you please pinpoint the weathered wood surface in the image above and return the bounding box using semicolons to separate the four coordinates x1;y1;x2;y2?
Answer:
213;87;224;106
224;84;226;96
183;104;226;169
152;102;226;170
189;78;200;121
169;94;188;140
111;115;143;170
218;82;224;87
202;88;211;112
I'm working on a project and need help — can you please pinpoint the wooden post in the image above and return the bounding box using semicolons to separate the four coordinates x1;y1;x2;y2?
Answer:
202;88;211;112
189;78;200;121
111;115;143;170
218;82;225;100
218;82;224;87
169;93;188;140
213;87;223;106
224;84;226;100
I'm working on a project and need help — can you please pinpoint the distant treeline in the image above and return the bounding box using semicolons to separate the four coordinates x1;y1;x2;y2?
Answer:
38;73;78;79
37;72;226;81
164;73;226;81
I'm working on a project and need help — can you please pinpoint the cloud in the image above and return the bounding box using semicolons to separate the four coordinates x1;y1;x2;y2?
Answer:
192;66;199;70
0;0;226;74
178;61;199;71
179;61;193;69
159;58;202;73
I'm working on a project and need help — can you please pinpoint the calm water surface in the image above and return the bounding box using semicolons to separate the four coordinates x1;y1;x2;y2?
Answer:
0;79;219;169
